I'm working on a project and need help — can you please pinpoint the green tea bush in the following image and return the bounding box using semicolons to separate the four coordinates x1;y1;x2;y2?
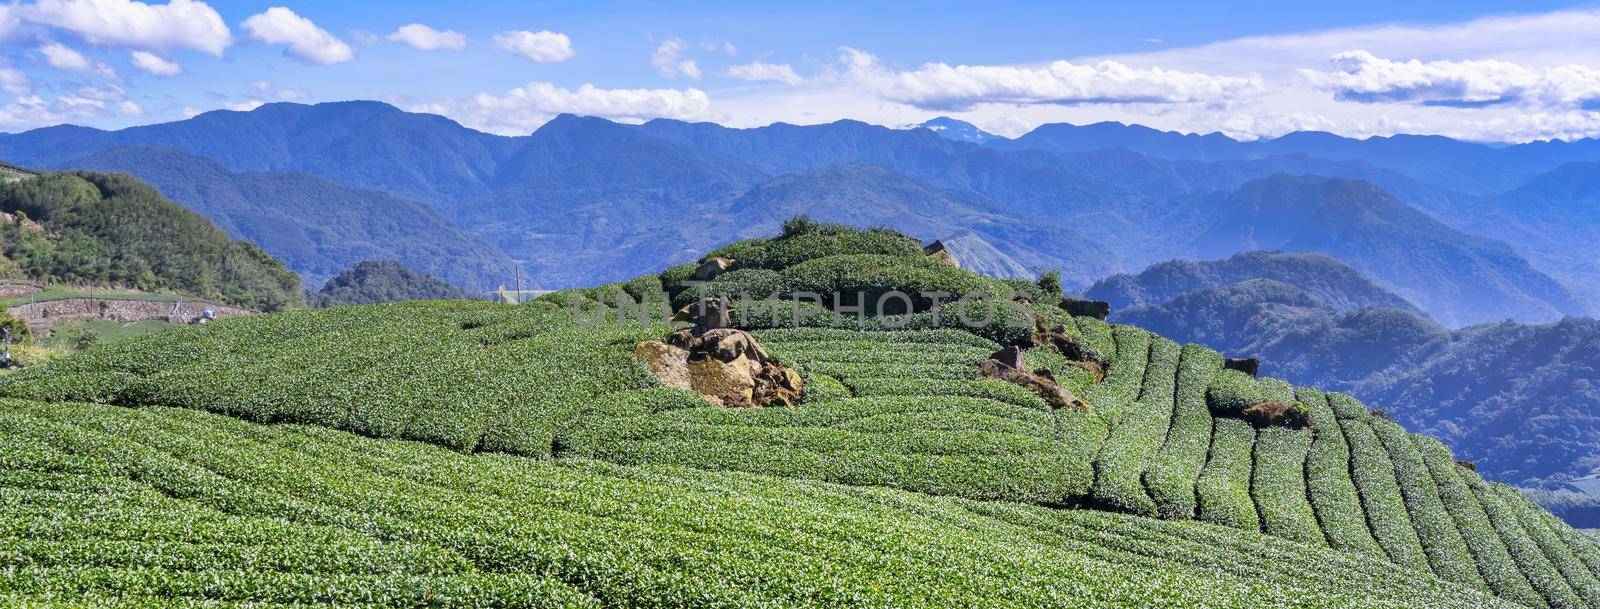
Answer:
1207;369;1269;415
1196;417;1260;531
1299;388;1387;558
847;377;1049;410
780;254;997;315
1414;435;1546;605
1343;417;1431;572
1089;335;1175;516
0;399;1515;609
802;373;851;403
1498;486;1600;605
1251;378;1324;545
1145;343;1222;520
1371;418;1486;590
682;268;793;307
1469;471;1587;609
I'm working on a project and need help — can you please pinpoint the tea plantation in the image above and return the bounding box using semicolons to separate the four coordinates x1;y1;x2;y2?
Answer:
1;220;1597;607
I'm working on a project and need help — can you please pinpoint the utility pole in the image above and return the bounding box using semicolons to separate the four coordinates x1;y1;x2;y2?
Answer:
514;266;523;304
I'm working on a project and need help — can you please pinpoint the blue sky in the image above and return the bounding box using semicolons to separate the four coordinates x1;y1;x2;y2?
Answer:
6;1;1600;141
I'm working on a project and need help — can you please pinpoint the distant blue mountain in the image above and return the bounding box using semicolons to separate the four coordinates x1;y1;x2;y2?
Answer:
990;120;1600;196
1;101;1592;324
917;117;998;144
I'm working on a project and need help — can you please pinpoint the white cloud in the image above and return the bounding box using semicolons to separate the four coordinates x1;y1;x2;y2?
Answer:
723;61;803;86
838;47;1262;111
1300;50;1600;109
414;82;711;135
0;68;31;95
24;0;230;55
494;30;574;63
129;50;181;76
242;7;353;65
38;42;116;77
0;6;16;41
225;99;264;112
387;23;466;51
651;38;700;79
118;99;142;115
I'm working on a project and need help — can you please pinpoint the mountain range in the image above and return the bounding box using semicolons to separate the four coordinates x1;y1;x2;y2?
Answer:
3;101;1599;325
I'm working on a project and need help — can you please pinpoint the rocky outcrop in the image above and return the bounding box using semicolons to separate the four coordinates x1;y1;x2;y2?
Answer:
1028;314;1108;381
1224;357;1260;377
979;346;1089;411
1060;298;1111;320
1240;401;1312;429
924;241;959;267
637;307;804;408
672;296;732;329
692;257;734;282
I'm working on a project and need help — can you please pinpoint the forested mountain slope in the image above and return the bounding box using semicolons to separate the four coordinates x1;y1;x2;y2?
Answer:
310;260;477;307
3;222;1597;608
57;146;516;291
0;170;302;311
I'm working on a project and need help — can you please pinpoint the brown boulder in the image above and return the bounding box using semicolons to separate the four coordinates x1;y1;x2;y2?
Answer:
1060;298;1111;320
1028;314;1108;382
979;347;1089;411
673;296;732;329
639;326;803;408
1455;460;1478;472
692;257;734;281
924;240;960;267
1224;357;1260;377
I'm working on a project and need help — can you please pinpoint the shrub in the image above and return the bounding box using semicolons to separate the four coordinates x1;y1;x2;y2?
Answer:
1343;417;1431;572
1414;434;1544;605
1145;343;1222;520
1037;269;1063;298
1207;370;1269;415
1299;388;1387;559
1370;418;1486;590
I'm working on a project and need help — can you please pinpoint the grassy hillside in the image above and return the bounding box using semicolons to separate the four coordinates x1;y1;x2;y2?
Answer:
0;171;303;311
2;221;1596;607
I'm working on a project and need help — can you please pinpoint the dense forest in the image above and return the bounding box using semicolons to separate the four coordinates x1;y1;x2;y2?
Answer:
310;260;477;307
0;171;303;311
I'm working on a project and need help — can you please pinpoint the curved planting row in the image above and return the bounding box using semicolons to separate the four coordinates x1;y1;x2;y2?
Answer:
1251;378;1323;545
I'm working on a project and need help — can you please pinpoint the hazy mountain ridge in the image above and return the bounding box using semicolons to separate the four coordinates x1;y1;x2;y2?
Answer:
0;101;1592;323
59;146;518;290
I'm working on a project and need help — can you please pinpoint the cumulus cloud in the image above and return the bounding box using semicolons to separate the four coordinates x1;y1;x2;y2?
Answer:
1301;50;1600;109
38;42;116;77
242;7;354;65
494;30;574;62
838;47;1262;111
24;0;230;55
387;23;466;51
651;38;700;79
723;61;803;86
413;82;711;135
130;50;181;76
0;80;140;129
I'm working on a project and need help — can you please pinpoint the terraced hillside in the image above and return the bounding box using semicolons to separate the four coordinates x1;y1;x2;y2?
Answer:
2;221;1597;607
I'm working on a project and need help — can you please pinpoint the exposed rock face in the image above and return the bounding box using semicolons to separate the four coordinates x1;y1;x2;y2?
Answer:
673;296;732;329
692;257;734;281
637;324;804;408
1224;357;1260;377
1060;298;1111;320
979;346;1089;411
1240;401;1312;429
924;240;959;267
1028;314;1108;381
